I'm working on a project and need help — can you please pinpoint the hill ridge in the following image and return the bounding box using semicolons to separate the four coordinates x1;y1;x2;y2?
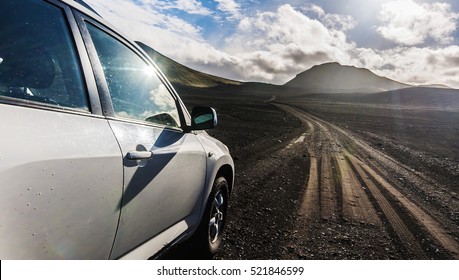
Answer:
137;41;242;88
284;62;410;93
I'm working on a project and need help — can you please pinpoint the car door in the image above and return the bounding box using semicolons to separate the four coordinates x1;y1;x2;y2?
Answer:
0;0;122;259
81;20;208;258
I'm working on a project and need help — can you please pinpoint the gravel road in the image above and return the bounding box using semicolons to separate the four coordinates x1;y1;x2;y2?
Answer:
163;88;459;260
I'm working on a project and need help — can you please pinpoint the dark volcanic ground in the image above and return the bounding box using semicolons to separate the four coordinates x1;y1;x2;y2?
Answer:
276;98;459;188
161;85;459;260
178;86;311;259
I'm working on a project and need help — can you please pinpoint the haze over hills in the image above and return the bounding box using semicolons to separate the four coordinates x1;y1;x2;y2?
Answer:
284;62;410;93
137;42;242;88
137;42;458;108
359;87;459;108
419;84;454;89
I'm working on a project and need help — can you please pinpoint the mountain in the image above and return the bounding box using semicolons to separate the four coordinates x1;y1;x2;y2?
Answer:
357;87;459;108
419;84;453;89
284;62;410;93
137;42;242;88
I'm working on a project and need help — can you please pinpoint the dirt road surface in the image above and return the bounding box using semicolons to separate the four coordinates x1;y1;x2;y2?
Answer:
275;103;458;259
165;88;459;260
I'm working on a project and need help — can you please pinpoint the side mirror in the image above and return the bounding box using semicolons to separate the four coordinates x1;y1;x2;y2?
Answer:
191;106;217;130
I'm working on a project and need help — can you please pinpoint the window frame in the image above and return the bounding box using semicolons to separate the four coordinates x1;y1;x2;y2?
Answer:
0;0;102;117
74;11;190;131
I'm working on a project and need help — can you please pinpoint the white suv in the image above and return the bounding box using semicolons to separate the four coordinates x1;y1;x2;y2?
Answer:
0;0;234;259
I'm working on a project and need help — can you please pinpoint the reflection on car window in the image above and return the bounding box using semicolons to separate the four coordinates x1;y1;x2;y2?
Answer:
0;0;88;110
86;24;180;127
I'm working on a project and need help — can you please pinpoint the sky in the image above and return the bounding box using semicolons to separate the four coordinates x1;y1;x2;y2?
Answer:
83;0;459;88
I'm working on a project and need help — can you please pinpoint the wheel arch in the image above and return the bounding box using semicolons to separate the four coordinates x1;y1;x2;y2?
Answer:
215;164;234;196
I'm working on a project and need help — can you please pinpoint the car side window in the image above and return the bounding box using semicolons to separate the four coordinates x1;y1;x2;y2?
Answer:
86;24;180;128
0;0;88;111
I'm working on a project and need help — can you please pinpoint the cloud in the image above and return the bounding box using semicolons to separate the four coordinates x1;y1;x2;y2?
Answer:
222;4;355;82
215;0;241;19
85;1;223;57
159;0;213;16
83;0;459;88
302;4;357;31
175;0;212;15
377;0;459;46
85;0;202;39
352;45;459;88
86;1;355;84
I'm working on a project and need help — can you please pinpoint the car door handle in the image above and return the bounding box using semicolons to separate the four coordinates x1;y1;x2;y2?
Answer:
127;151;153;160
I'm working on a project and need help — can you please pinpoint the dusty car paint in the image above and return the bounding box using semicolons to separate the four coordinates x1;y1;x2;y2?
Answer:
0;104;123;259
0;0;234;259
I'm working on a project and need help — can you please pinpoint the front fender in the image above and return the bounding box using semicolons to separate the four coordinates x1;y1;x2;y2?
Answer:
193;132;234;229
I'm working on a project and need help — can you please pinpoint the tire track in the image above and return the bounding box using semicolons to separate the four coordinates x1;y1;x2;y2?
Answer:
345;152;426;258
336;153;382;226
276;103;459;259
298;119;319;221
320;154;337;221
354;154;459;259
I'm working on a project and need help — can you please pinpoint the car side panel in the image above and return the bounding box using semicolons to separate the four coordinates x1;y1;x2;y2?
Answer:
108;122;207;259
0;104;122;259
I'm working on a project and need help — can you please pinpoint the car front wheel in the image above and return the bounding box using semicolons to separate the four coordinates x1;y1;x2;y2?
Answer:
195;176;229;258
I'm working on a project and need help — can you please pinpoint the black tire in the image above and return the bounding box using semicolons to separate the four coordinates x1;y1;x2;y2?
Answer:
193;177;229;258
